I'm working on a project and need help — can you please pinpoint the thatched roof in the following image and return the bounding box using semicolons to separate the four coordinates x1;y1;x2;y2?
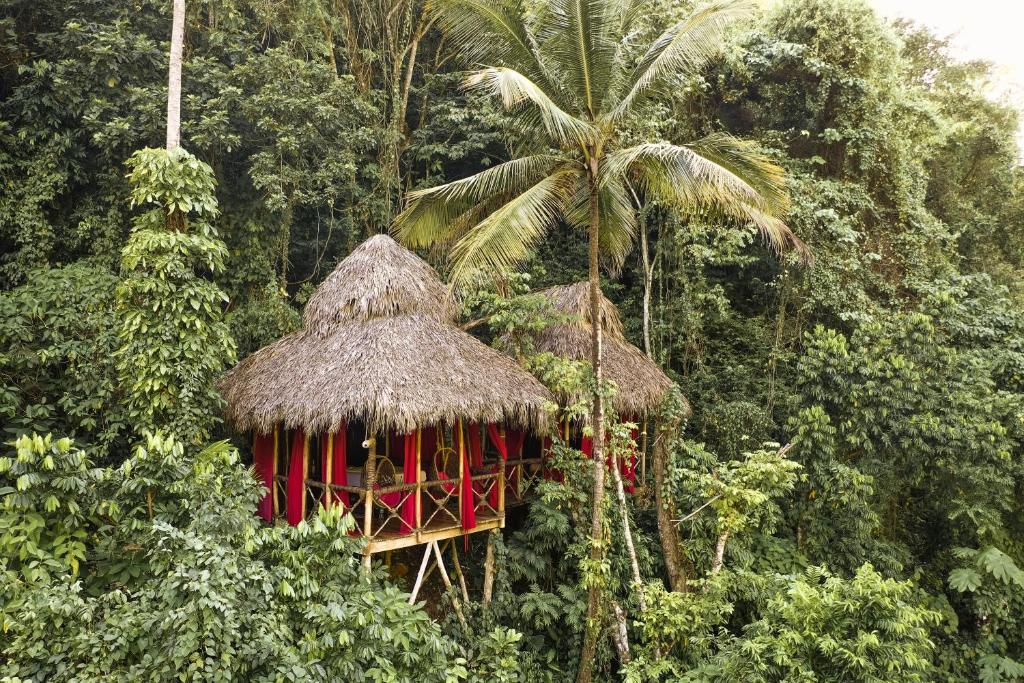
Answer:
528;282;676;418
219;235;552;434
303;234;453;334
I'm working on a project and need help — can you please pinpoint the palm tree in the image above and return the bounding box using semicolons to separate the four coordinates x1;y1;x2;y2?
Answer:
392;0;808;678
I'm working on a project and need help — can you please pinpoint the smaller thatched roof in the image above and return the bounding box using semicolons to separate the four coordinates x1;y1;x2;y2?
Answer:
528;282;676;419
303;234;453;335
219;235;553;435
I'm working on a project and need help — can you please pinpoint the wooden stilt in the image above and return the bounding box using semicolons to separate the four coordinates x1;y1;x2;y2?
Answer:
483;530;496;604
450;539;470;603
409;541;433;603
431;540;467;628
384;550;393;568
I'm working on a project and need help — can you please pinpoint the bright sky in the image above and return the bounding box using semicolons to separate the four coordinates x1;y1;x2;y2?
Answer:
868;0;1024;155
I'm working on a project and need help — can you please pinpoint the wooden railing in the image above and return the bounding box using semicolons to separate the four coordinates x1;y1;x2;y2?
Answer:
274;469;504;539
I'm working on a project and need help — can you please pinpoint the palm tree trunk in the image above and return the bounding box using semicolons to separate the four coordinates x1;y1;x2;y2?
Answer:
577;162;606;683
166;0;185;151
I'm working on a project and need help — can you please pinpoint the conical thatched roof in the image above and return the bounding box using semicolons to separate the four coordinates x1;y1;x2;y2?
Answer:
219;235;552;434
529;282;676;418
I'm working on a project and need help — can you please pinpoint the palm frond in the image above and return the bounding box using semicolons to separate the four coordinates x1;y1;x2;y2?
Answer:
448;167;583;284
543;0;619;116
607;140;810;259
611;0;754;119
465;68;600;147
430;0;562;101
393;155;567;248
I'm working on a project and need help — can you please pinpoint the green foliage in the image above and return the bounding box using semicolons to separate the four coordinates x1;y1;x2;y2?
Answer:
0;432;458;682
689;565;942;682
116;148;236;445
0;262;126;457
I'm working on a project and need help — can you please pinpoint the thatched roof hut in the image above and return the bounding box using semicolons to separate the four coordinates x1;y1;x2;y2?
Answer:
528;282;675;418
218;234;553;435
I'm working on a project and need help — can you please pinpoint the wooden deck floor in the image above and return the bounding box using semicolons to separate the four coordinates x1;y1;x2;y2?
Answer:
365;511;503;554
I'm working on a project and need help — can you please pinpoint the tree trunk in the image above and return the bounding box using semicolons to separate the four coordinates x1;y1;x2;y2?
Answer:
165;0;185;151
639;212;654;359
610;449;646;612
577;159;606;683
653;417;689;592
711;531;729;576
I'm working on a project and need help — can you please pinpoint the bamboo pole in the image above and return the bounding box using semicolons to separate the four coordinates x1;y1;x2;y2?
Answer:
324;432;334;507
431;540;467;627
415;429;422;533
362;430;377;571
450;540;470;603
409;542;432;603
457;420;465;527
271;427;280;516
301;432;310;520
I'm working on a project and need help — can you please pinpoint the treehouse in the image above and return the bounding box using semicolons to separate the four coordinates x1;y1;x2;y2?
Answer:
521;282;676;492
218;235;554;571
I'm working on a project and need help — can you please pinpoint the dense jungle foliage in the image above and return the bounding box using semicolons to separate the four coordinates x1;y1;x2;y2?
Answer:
1;0;1023;680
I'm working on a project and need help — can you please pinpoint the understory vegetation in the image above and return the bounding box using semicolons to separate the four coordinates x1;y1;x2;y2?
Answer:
1;0;1023;680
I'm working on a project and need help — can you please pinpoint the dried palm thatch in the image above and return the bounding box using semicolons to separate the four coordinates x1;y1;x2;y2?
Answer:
529;282;676;419
303;234;453;334
219;234;553;434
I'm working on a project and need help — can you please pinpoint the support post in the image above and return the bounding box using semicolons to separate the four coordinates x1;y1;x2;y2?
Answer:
324;432;334;507
431;540;467;628
415;429;422;534
640;420;649;485
271;427;280;516
456;419;465;527
362;430;377;571
301;432;310;520
409;542;432;604
450;539;470;603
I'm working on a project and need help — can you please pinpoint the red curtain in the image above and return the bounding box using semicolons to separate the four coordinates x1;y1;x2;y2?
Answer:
459;424;476;531
400;431;418;534
581;434;593;458
321;425;350;508
286;429;306;526
485;424;508;510
253;433;275;521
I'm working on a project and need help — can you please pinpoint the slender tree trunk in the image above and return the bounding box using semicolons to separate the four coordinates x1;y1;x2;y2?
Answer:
654;417;689;592
166;0;185;151
610;449;645;611
711;531;729;576
577;159;606;683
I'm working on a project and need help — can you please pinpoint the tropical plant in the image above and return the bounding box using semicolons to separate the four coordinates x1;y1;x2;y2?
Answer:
392;1;806;677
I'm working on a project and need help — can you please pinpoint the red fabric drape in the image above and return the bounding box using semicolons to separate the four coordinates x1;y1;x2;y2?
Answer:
253;433;275;521
486;424;509;509
459;424;476;531
320;425;350;509
581;434;593;458
400;431;418;534
286;429;306;526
